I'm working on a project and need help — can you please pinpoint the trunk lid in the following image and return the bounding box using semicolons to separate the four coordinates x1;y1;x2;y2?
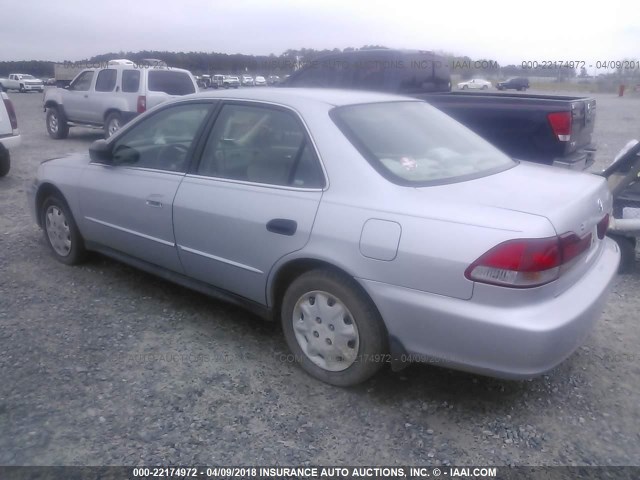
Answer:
429;161;612;289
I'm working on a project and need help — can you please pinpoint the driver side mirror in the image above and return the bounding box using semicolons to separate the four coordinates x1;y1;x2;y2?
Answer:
89;139;113;164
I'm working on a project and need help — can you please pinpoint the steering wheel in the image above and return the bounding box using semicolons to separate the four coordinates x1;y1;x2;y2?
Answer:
157;144;189;171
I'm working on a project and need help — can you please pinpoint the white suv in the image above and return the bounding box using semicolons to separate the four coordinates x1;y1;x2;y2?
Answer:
43;59;198;139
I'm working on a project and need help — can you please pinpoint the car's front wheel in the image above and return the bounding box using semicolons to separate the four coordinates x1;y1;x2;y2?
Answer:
46;107;69;139
281;269;387;386
41;195;87;265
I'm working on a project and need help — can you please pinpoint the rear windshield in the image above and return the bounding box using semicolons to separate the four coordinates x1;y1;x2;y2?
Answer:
331;101;515;185
147;71;196;95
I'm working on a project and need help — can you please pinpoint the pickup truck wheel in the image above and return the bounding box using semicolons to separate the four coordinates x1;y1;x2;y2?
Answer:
46;107;69;139
0;147;10;177
104;112;122;138
281;269;388;387
19;84;25;93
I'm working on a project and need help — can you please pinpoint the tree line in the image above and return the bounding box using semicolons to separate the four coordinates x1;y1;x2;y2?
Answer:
3;47;635;80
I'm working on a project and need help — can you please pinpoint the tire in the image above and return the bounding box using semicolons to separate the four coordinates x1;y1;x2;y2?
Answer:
281;269;387;386
462;85;468;90
41;194;87;265
46;107;69;139
0;147;10;177
104;112;122;138
19;84;25;93
482;85;488;90
609;233;636;274
0;85;6;92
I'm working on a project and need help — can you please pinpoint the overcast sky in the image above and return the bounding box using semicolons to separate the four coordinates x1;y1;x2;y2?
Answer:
3;0;639;71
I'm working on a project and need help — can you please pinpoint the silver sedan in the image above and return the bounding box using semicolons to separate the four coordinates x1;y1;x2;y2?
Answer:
28;88;620;386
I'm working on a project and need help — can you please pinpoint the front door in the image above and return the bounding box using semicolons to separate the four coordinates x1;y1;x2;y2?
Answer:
78;101;213;272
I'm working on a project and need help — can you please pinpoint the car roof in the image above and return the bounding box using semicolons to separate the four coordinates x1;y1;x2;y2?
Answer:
191;87;412;108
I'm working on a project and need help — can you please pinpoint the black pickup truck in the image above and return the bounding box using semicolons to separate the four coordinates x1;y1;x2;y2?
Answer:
281;49;597;169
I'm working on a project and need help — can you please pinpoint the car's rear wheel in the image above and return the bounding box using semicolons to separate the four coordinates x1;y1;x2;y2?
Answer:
482;85;488;89
41;195;87;265
104;112;122;138
46;107;69;139
0;146;10;177
281;269;387;386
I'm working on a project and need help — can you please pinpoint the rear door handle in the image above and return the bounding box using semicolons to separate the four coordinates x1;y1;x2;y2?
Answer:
266;218;297;236
146;195;163;208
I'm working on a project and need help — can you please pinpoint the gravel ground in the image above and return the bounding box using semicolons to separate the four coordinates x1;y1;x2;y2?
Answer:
1;89;639;467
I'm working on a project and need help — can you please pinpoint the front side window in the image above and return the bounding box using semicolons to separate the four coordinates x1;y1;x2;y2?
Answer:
69;71;94;91
197;104;324;188
148;71;196;95
109;103;211;172
95;69;117;92
332;101;515;185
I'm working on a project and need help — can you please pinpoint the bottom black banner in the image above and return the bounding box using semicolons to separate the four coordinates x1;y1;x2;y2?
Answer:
0;466;637;480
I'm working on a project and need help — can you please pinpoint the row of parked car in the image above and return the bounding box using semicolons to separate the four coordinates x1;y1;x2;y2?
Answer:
457;77;530;91
195;74;284;89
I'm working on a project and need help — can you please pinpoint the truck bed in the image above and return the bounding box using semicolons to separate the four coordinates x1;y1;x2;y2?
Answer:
419;91;597;169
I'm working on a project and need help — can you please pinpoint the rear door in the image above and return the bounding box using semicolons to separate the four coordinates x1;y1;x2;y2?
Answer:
87;68;118;123
173;102;325;304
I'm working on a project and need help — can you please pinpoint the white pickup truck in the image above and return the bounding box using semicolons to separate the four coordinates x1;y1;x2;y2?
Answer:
0;92;20;176
0;73;45;93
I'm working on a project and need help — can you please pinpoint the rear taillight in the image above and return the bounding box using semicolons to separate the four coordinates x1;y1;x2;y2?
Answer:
466;231;593;288
548;111;572;141
137;95;146;113
3;98;18;130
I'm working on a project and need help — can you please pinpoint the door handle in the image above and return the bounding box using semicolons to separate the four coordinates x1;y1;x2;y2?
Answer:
266;218;297;236
146;196;163;208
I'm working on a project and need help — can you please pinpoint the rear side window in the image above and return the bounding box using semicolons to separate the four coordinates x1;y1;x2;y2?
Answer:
198;104;324;188
332;101;514;186
95;69;117;92
395;53;451;94
122;70;140;93
148;71;196;95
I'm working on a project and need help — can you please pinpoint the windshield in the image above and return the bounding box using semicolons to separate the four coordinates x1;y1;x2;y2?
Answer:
331;101;515;185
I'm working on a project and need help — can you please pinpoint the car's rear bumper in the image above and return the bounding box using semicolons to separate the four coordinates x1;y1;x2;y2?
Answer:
360;237;620;379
